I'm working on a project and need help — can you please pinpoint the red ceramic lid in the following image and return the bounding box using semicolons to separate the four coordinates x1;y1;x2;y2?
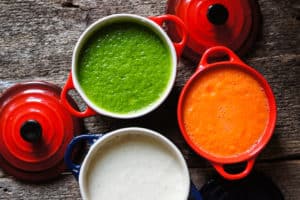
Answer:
0;81;83;182
166;0;261;62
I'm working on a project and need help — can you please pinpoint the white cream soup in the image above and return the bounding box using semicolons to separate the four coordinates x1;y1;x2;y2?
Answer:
81;131;189;200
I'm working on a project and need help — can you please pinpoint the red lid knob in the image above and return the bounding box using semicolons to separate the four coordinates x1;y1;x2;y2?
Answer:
20;120;43;143
207;4;229;25
0;81;83;182
166;0;261;62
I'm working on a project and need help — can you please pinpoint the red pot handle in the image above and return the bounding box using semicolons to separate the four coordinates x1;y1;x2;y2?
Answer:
199;46;243;70
149;14;187;57
61;73;97;118
212;157;256;180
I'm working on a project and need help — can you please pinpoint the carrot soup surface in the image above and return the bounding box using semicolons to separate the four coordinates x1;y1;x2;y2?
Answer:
182;67;270;157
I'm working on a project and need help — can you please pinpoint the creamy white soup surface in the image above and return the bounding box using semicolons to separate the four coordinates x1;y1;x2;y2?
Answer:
82;133;188;200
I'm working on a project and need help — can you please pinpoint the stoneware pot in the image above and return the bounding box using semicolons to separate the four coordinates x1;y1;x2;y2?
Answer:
61;14;187;119
65;127;202;200
166;0;261;62
0;81;83;182
177;46;277;180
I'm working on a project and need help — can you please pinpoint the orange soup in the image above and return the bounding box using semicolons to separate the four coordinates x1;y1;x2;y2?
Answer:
182;67;270;157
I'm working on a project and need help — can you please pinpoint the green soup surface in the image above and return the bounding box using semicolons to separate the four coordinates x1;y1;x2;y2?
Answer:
77;22;172;114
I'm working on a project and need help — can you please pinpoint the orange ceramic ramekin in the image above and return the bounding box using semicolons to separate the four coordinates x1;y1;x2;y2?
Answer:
178;46;277;180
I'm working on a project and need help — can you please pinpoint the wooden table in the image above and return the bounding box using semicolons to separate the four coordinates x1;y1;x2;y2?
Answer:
0;0;299;199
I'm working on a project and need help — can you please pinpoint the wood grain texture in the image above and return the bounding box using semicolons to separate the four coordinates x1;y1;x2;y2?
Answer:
1;160;299;200
0;0;299;199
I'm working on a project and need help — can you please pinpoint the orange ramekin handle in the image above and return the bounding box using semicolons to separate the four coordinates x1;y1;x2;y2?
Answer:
60;73;97;118
199;46;244;70
149;14;187;57
212;157;256;181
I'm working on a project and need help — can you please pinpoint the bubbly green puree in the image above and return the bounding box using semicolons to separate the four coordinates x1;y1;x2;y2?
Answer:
77;22;172;114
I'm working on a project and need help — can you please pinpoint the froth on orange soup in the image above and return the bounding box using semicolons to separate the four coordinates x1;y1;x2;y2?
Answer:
182;67;270;158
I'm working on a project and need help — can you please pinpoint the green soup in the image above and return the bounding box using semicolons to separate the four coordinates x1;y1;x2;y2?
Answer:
77;22;172;114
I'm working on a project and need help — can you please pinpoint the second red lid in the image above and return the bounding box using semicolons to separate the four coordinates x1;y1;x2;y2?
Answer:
0;81;83;182
166;0;261;62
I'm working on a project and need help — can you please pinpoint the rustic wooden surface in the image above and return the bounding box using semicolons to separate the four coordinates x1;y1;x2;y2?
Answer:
0;0;299;199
